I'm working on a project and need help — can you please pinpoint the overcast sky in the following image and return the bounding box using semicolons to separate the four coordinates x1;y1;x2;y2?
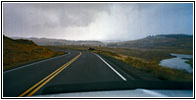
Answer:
3;3;193;41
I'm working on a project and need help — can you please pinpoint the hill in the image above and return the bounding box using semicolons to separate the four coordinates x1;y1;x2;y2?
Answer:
107;34;193;50
3;35;63;71
12;37;105;46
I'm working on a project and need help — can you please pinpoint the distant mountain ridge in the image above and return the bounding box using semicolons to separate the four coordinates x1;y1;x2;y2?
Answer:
11;34;193;50
12;37;105;46
107;34;193;49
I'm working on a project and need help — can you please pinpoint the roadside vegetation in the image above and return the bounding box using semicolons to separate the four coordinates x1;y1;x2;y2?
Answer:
92;49;192;81
3;36;64;71
95;47;192;64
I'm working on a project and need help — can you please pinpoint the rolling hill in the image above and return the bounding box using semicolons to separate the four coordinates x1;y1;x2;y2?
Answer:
12;37;105;46
3;35;63;71
107;34;193;50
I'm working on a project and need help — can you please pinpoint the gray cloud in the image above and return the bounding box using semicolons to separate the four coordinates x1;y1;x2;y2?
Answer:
3;3;193;40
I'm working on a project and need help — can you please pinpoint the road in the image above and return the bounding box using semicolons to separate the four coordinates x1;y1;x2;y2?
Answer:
3;51;154;97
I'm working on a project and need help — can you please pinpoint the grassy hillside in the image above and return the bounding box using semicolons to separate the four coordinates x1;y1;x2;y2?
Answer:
12;37;105;46
107;34;193;50
3;36;64;71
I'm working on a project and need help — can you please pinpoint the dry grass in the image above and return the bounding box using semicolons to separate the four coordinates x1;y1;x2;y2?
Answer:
3;36;64;71
93;50;193;81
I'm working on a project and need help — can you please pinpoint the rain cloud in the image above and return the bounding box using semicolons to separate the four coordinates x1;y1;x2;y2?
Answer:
3;3;193;41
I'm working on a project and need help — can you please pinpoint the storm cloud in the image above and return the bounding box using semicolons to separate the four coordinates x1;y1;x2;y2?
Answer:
3;3;193;40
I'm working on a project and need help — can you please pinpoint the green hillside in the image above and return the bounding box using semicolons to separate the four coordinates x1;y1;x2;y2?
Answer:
3;35;64;71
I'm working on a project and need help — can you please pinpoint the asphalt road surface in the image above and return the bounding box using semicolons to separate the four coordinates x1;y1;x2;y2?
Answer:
3;51;156;97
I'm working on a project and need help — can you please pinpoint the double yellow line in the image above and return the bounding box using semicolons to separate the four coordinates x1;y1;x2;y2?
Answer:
18;52;82;97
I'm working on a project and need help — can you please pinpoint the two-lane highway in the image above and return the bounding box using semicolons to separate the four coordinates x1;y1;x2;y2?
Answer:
3;51;134;97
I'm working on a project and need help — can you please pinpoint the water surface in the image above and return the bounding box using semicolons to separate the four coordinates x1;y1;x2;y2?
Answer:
159;53;193;73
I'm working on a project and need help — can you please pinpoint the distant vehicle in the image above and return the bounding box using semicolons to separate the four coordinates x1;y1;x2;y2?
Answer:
88;48;95;51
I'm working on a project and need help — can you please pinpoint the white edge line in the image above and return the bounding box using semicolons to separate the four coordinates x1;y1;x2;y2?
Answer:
94;53;127;81
3;52;70;74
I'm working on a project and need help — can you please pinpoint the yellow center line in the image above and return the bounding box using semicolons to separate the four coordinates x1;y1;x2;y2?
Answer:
18;52;82;97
